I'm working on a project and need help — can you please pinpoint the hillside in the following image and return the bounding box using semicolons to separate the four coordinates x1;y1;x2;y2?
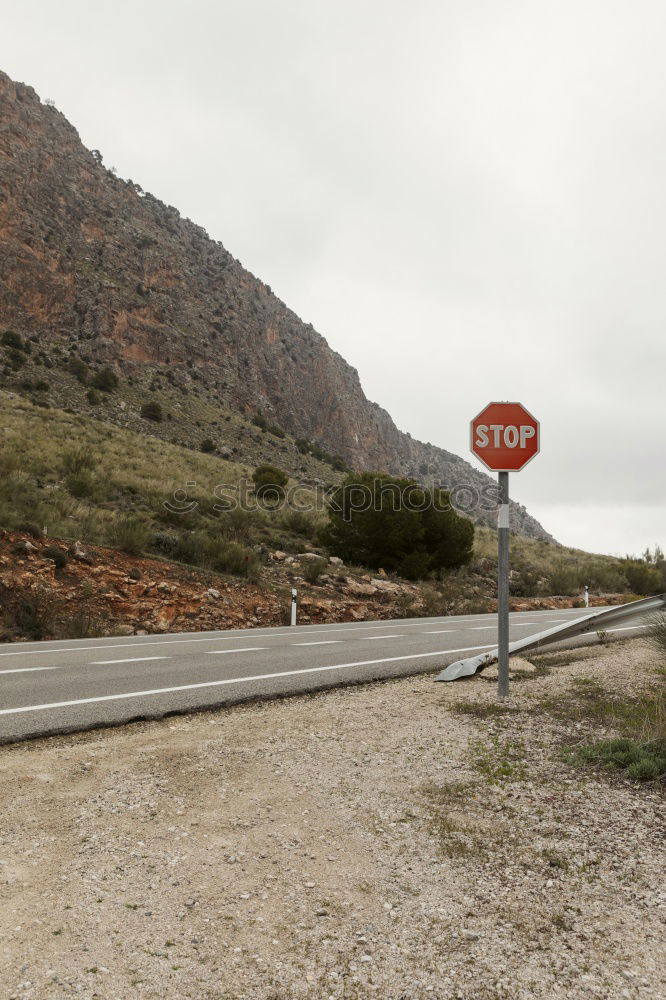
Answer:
0;68;551;541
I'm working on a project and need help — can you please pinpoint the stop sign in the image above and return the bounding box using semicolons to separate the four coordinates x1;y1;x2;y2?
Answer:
471;402;539;472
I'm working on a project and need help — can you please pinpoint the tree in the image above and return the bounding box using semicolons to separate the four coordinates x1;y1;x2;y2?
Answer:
322;473;474;580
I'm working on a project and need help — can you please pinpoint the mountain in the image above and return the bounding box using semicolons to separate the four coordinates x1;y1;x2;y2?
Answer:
0;70;552;541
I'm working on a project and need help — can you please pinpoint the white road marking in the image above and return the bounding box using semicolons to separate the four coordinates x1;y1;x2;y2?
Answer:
0;666;58;675
293;640;343;646
206;647;268;655
469;626;495;630
422;629;456;634
0;644;498;716
91;656;171;665
360;634;407;640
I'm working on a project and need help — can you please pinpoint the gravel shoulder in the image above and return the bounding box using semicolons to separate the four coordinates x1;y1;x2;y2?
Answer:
0;638;664;1000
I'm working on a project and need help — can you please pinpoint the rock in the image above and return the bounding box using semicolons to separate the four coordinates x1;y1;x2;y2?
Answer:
219;446;233;459
206;588;221;600
113;624;135;636
298;552;322;561
462;930;479;941
272;551;287;561
483;656;536;679
328;556;343;566
128;567;142;581
13;540;37;555
70;540;94;565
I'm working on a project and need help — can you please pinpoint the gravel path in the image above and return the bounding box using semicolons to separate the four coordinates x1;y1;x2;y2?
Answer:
0;638;664;999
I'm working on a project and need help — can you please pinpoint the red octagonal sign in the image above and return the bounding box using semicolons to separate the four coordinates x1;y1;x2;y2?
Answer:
471;402;540;472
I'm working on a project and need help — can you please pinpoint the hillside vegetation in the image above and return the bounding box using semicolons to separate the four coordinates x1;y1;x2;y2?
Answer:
0;392;661;603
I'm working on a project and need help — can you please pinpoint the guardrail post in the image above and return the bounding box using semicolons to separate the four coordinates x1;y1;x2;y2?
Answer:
497;472;510;698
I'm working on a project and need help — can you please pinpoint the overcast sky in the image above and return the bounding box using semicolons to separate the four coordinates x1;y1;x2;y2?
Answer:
3;1;664;556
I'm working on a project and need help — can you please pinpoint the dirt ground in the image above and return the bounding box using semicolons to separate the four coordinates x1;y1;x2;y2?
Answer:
0;639;664;1000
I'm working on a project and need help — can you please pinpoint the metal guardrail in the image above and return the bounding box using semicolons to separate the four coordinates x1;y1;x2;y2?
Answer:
435;594;666;682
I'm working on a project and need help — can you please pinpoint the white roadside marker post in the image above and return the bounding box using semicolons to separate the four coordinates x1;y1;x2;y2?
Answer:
290;588;298;627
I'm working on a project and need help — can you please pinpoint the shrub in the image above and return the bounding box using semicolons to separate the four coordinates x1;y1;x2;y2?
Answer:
1;330;25;351
68;357;89;384
65;470;98;499
200;438;216;453
303;557;328;583
107;516;151;555
323;473;474;579
623;561;662;595
646;613;666;657
295;438;310;455
141;400;163;422
86;388;101;405
33;379;50;392
43;545;68;570
253;464;288;505
6;348;26;369
62;447;97;476
91;366;119;392
281;509;318;539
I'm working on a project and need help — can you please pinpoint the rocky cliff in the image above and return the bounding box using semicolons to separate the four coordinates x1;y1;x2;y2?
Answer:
0;70;552;540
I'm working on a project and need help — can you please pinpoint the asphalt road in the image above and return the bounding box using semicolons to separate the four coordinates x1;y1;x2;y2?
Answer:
0;607;639;743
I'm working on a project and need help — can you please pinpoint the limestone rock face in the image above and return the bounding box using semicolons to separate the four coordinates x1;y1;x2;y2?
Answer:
0;70;552;541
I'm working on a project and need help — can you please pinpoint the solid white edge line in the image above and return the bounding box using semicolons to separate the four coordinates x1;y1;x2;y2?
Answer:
0;644;498;716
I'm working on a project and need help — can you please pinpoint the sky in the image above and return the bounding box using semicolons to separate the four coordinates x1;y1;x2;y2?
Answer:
2;0;664;556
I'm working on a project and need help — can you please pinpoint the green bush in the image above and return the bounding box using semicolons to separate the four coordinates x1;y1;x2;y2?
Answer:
547;563;581;596
172;531;260;580
200;438;216;453
646;613;666;657
68;357;89;384
253;464;288;505
141;400;163;422
578;737;666;781
107;516;151;555
323;473;474;580
623;561;662;595
6;348;26;370
1;330;25;351
62;447;97;476
43;545;68;570
65;470;97;499
91;366;119;392
281;509;318;539
86;388;101;405
303;557;328;583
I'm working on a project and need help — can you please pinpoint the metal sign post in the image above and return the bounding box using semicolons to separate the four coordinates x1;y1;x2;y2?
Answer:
469;402;540;699
497;471;510;698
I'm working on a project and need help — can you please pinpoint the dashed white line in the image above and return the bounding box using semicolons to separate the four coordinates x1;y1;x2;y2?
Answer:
91;656;171;665
0;666;58;675
360;634;407;641
293;640;343;646
206;647;268;655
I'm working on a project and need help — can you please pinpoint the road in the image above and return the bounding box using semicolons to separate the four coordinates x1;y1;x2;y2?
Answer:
0;606;639;743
